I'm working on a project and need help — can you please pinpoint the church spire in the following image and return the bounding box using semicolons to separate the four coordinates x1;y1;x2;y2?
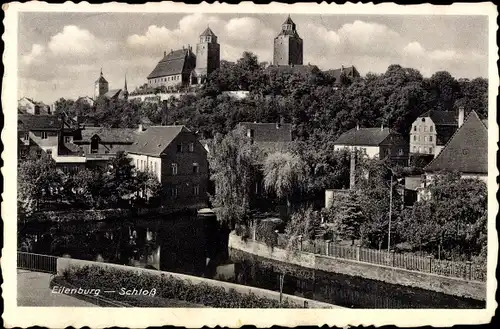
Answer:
124;73;128;91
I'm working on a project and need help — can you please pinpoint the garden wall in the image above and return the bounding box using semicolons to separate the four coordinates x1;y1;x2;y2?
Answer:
228;233;486;301
56;257;339;308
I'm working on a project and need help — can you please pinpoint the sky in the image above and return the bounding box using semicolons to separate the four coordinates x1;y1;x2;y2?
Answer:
18;12;489;103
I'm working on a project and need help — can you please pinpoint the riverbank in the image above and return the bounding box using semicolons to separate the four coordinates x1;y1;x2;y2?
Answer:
228;233;486;301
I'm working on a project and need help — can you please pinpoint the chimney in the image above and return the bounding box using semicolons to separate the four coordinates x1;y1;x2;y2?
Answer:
341;65;344;73
164;50;166;56
458;106;465;128
349;149;356;189
356;124;359;131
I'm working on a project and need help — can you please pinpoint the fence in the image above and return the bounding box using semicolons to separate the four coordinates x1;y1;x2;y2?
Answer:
17;252;58;274
271;236;486;282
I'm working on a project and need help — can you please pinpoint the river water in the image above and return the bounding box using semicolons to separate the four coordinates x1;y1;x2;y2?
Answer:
227;249;484;309
19;216;484;309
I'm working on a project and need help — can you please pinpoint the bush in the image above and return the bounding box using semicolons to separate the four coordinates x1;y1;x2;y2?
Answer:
62;265;301;308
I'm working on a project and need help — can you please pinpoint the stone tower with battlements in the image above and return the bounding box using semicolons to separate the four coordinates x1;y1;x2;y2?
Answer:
195;27;220;84
273;15;303;66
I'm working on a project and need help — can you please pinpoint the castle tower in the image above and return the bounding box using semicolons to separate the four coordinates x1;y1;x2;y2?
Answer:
94;68;109;99
273;15;303;66
195;26;220;84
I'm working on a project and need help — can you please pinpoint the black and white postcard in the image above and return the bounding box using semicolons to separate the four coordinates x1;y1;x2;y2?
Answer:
2;1;498;328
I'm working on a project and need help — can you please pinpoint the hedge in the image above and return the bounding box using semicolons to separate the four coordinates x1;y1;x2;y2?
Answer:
62;265;302;308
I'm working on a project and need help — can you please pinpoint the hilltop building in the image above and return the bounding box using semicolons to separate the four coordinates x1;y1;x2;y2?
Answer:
94;69;109;99
146;27;220;88
273;15;303;66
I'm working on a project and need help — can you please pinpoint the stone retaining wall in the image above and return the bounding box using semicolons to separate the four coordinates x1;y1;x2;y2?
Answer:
228;233;486;301
56;257;339;308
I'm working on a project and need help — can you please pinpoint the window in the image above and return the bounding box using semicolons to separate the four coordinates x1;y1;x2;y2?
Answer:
189;142;194;152
424;136;427;142
177;144;183;153
36;149;42;158
424;126;427;132
418;126;422;132
193;185;199;196
429;136;433;142
247;129;254;138
413;146;417;152
421;118;426;122
136;159;139;168
398;148;404;156
171;186;178;198
171;163;178;175
192;163;199;174
90;139;98;154
24;132;29;140
418;147;422;153
429;147;433;154
41;131;48;139
154;162;157;174
413;135;416;141
46;149;52;156
430;126;434;132
413;126;417;132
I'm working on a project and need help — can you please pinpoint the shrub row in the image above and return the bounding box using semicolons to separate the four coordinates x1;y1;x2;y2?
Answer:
63;265;302;308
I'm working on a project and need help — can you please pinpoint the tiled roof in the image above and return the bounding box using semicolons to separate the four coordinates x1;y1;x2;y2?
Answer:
333;127;391;146
482;119;488;129
238;122;292;143
104;89;121;99
324;66;360;84
78;127;138;143
147;49;195;79
200;27;216;37
424;111;487;174
127;125;187;156
419;110;457;125
18;114;64;131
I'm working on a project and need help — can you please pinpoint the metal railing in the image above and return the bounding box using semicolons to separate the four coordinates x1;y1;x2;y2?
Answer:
270;236;486;282
17;252;58;274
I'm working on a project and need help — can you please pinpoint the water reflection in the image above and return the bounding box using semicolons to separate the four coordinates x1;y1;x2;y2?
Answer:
229;249;485;309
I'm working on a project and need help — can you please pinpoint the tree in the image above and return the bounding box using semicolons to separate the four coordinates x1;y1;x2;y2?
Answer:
262;151;308;214
99;151;139;208
399;171;487;260
332;191;365;245
53;98;76;116
69;167;104;208
208;125;261;229
18;153;64;216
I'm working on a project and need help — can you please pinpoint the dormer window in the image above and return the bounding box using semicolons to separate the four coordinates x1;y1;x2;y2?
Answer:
41;131;48;139
247;129;254;139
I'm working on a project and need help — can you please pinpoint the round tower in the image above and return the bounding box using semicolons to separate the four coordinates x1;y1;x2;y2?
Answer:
273;15;303;66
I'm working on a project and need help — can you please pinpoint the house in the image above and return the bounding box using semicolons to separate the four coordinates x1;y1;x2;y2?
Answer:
423;110;488;181
409;108;460;162
324;65;360;85
127;125;209;210
72;126;138;167
76;96;95;107
18;97;52;115
237;121;293;154
17;114;86;172
333;126;409;166
147;47;197;88
265;63;320;77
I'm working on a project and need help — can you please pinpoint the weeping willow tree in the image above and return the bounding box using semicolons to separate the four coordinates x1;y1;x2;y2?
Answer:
208;125;261;229
262;151;308;216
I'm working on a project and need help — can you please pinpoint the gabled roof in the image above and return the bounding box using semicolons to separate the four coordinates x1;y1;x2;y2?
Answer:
333;127;392;146
127;125;188;156
147;48;195;79
238;122;293;143
324;66;360;84
104;89;121;99
18;114;65;131
77;127;137;143
200;27;216;37
419;110;457;125
424;111;488;174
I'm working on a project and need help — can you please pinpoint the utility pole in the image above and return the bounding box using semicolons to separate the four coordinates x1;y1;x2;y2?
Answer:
388;173;393;254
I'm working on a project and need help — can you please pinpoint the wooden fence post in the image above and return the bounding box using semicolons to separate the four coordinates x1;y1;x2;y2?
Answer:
356;245;361;261
391;250;395;267
427;256;433;273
